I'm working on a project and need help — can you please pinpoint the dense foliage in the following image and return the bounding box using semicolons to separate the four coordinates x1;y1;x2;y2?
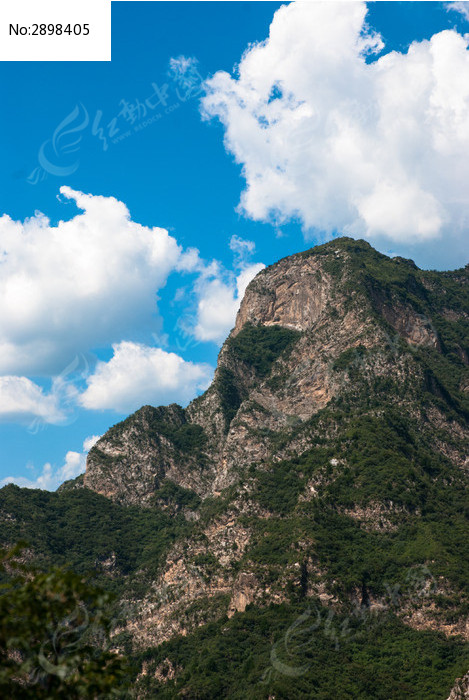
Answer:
216;366;244;428
227;323;301;378
249;403;469;598
0;545;130;698
136;603;469;699
215;324;301;429
0;486;191;594
101;404;209;458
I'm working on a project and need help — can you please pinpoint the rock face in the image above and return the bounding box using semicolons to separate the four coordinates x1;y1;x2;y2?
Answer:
447;671;469;700
84;404;212;505
84;238;468;504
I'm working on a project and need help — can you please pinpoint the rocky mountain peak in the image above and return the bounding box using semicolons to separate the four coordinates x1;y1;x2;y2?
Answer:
83;237;468;506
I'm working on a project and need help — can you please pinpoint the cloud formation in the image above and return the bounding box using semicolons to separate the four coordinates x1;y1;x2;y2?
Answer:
446;2;469;21
0;434;100;491
0;376;64;424
194;236;265;343
0;190;266;421
79;341;213;413
202;1;469;268
0;187;187;375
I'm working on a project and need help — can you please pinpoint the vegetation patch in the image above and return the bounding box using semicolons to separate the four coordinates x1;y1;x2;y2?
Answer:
216;366;244;430
0;485;194;593
228;323;301;378
152;480;202;511
333;345;367;372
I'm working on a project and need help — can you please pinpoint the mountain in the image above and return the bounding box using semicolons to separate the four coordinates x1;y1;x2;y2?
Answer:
1;237;468;698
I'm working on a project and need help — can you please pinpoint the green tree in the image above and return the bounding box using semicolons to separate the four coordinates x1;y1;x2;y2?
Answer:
0;544;130;698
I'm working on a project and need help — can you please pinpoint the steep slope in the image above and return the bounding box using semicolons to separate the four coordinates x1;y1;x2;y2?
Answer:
1;238;468;698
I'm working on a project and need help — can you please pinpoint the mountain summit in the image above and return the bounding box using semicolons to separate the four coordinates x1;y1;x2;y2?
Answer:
2;237;468;698
84;237;467;505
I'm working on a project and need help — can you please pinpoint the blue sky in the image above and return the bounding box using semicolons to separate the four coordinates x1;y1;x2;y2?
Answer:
1;1;468;489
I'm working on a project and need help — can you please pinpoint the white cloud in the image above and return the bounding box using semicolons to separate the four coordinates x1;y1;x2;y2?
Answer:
0;434;99;491
79;341;213;413
194;262;265;343
193;235;265;344
229;234;256;261
83;434;100;452
0;187;266;423
169;55;199;80
0;187;189;375
202;1;469;268
446;2;469;22
0;376;64;424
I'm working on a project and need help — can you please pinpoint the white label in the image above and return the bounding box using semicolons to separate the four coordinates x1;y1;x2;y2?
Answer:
0;0;111;62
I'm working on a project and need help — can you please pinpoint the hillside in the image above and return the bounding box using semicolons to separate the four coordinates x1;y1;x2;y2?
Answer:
1;237;468;698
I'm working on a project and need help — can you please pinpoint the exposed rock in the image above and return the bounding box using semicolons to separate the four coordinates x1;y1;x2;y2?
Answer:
447;671;469;700
342;501;417;533
84;404;215;503
376;302;439;349
227;572;259;617
232;254;332;334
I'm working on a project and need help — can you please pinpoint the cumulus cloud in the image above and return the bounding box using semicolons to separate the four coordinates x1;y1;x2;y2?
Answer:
194;237;265;343
0;434;100;491
0;187;189;375
0;376;64;424
79;341;213;413
202;1;469;268
0;188;266;422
